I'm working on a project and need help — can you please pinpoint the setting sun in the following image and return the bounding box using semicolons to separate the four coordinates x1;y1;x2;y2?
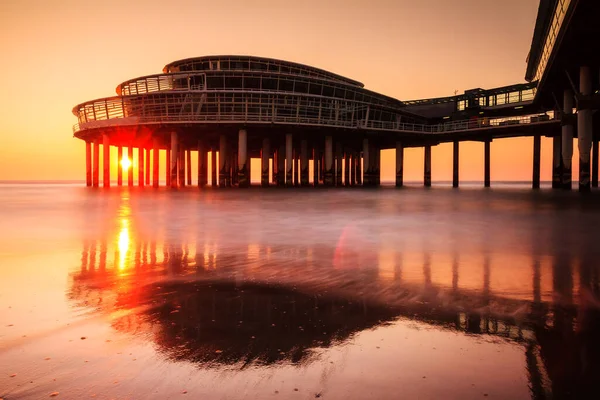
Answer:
121;157;132;171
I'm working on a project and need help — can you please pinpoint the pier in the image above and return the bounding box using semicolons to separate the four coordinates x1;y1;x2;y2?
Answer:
73;1;600;191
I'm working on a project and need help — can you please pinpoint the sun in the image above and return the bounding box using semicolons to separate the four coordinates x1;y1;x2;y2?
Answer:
121;157;132;171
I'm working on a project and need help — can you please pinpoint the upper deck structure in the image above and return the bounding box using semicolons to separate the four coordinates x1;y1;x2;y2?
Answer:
72;1;600;191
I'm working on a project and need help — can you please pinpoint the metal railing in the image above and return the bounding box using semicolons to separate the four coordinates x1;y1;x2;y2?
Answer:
73;103;556;136
118;73;206;96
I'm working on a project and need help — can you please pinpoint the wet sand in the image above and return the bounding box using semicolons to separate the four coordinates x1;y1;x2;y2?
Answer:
1;184;599;399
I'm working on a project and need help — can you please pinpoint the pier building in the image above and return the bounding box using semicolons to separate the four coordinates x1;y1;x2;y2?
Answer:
72;0;600;191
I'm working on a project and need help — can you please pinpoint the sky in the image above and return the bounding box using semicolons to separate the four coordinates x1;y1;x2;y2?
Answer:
0;0;571;182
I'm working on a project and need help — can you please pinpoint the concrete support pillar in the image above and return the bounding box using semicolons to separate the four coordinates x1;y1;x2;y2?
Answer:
128;146;134;187
85;141;92;187
356;151;362;185
247;153;252;185
219;135;228;187
362;139;370;186
484;141;491;188
102;134;110;188
532;135;541;189
138;146;144;187
261;137;270;187
277;145;285;186
166;148;171;187
286;133;293;186
335;142;343;186
293;149;300;186
452;141;459;188
344;152;350;186
562;89;574;190
170;132;178;188
324;136;334;186
272;148;278;185
146;149;151;185
237;129;249;188
186;149;192;186
319;152;325;184
117;146;123;186
424;145;432;187
593;139;599;188
198;140;207;187
152;138;159;188
230;150;237;187
578;66;593;192
300;140;309;186
93;139;100;187
552;135;562;189
351;153;357;186
312;146;320;187
211;149;217;186
395;141;404;187
178;146;185;187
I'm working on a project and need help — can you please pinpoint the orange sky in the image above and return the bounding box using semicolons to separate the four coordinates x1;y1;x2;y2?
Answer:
0;0;575;182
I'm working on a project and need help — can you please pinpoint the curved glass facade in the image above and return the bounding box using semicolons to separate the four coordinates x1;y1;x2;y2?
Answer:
73;56;421;135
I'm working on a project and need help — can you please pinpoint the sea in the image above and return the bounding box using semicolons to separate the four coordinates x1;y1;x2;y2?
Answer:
1;182;599;399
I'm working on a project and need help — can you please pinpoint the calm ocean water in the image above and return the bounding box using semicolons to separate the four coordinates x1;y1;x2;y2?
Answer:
1;183;599;399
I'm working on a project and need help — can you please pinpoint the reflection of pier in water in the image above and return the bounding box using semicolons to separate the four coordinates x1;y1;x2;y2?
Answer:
70;238;600;398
